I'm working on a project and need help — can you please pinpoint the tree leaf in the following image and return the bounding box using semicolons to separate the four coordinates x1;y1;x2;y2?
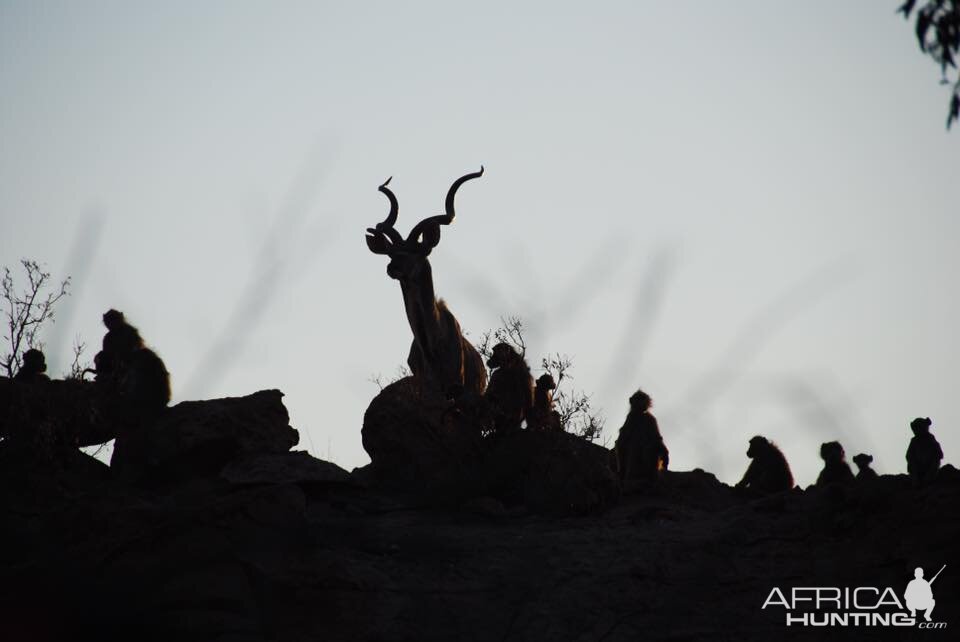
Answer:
898;0;918;18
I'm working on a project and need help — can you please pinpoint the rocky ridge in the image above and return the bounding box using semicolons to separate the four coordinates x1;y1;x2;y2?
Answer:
1;380;957;641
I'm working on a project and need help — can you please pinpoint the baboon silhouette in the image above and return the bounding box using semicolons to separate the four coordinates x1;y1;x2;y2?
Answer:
527;373;562;432
852;453;878;481
614;389;669;482
815;441;855;487
95;309;145;384
735;436;794;493
906;417;943;484
13;349;50;383
94;309;170;413
124;348;171;412
484;342;534;435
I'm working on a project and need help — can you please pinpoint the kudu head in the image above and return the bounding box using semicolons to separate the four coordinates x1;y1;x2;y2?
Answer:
365;168;484;282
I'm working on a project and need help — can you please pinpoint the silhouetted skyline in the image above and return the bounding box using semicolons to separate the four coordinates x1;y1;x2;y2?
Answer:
1;2;956;484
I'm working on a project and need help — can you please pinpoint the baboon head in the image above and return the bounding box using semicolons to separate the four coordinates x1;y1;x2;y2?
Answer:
365;168;484;282
820;441;845;463
910;417;932;436
103;308;125;330
746;435;770;458
536;373;556;391
487;342;520;370
102;308;143;354
21;348;46;374
852;453;873;469
629;389;652;412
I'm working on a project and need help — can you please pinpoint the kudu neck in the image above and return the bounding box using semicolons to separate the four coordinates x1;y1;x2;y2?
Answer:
398;258;439;320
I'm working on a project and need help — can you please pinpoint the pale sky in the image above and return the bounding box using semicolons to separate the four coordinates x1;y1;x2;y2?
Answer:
1;1;956;485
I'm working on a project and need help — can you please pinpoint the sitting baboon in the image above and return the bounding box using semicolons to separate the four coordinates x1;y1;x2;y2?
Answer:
736;436;794;493
13;348;50;383
484;342;533;434
527;374;562;432
94;309;170;413
906;417;943;484
95;309;145;384
815;441;855;487
614;389;669;482
124;347;171;411
852;453;878;480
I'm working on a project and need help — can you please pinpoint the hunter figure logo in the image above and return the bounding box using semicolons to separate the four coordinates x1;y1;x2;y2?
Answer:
905;565;944;622
762;564;948;629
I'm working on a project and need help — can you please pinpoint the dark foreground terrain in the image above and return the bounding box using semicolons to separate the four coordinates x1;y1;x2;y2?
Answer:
1;387;957;642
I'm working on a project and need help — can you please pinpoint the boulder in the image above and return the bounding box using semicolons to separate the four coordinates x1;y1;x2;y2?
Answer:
362;379;619;513
0;377;118;448
483;430;620;514
111;389;298;482
361;377;484;500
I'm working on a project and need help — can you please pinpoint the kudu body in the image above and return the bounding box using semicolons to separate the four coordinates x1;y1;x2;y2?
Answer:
366;168;487;398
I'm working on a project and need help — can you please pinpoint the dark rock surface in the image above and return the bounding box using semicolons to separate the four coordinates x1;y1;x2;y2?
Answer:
222;450;352;487
2;383;958;641
112;389;299;482
0;377;118;447
2;451;958;641
362;377;484;500
481;430;619;514
362;378;619;512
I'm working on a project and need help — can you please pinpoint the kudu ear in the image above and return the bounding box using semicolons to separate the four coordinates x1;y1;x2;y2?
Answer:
364;229;390;254
366;228;396;255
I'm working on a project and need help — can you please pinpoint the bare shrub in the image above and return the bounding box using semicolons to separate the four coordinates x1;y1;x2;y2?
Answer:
2;259;71;378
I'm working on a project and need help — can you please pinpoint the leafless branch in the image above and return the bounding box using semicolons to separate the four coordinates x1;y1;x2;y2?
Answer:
541;353;605;441
369;364;412;391
479;318;606;443
65;336;91;381
476;315;526;359
2;259;71;378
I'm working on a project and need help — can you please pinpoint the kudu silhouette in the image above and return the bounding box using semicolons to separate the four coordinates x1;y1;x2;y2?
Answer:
365;168;488;399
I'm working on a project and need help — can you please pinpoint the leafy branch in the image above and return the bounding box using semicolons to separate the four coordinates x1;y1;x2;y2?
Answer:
899;0;960;128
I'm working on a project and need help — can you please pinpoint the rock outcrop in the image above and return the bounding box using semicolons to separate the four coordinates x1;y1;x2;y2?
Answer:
111;389;299;482
0;377;117;448
2;452;958;642
361;377;484;500
482;430;619;514
362;377;619;512
3;381;959;641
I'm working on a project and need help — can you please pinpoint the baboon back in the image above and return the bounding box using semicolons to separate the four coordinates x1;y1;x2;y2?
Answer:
615;411;668;481
122;348;170;412
485;365;533;434
753;455;793;492
816;461;855;487
856;467;878;481
907;434;943;480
